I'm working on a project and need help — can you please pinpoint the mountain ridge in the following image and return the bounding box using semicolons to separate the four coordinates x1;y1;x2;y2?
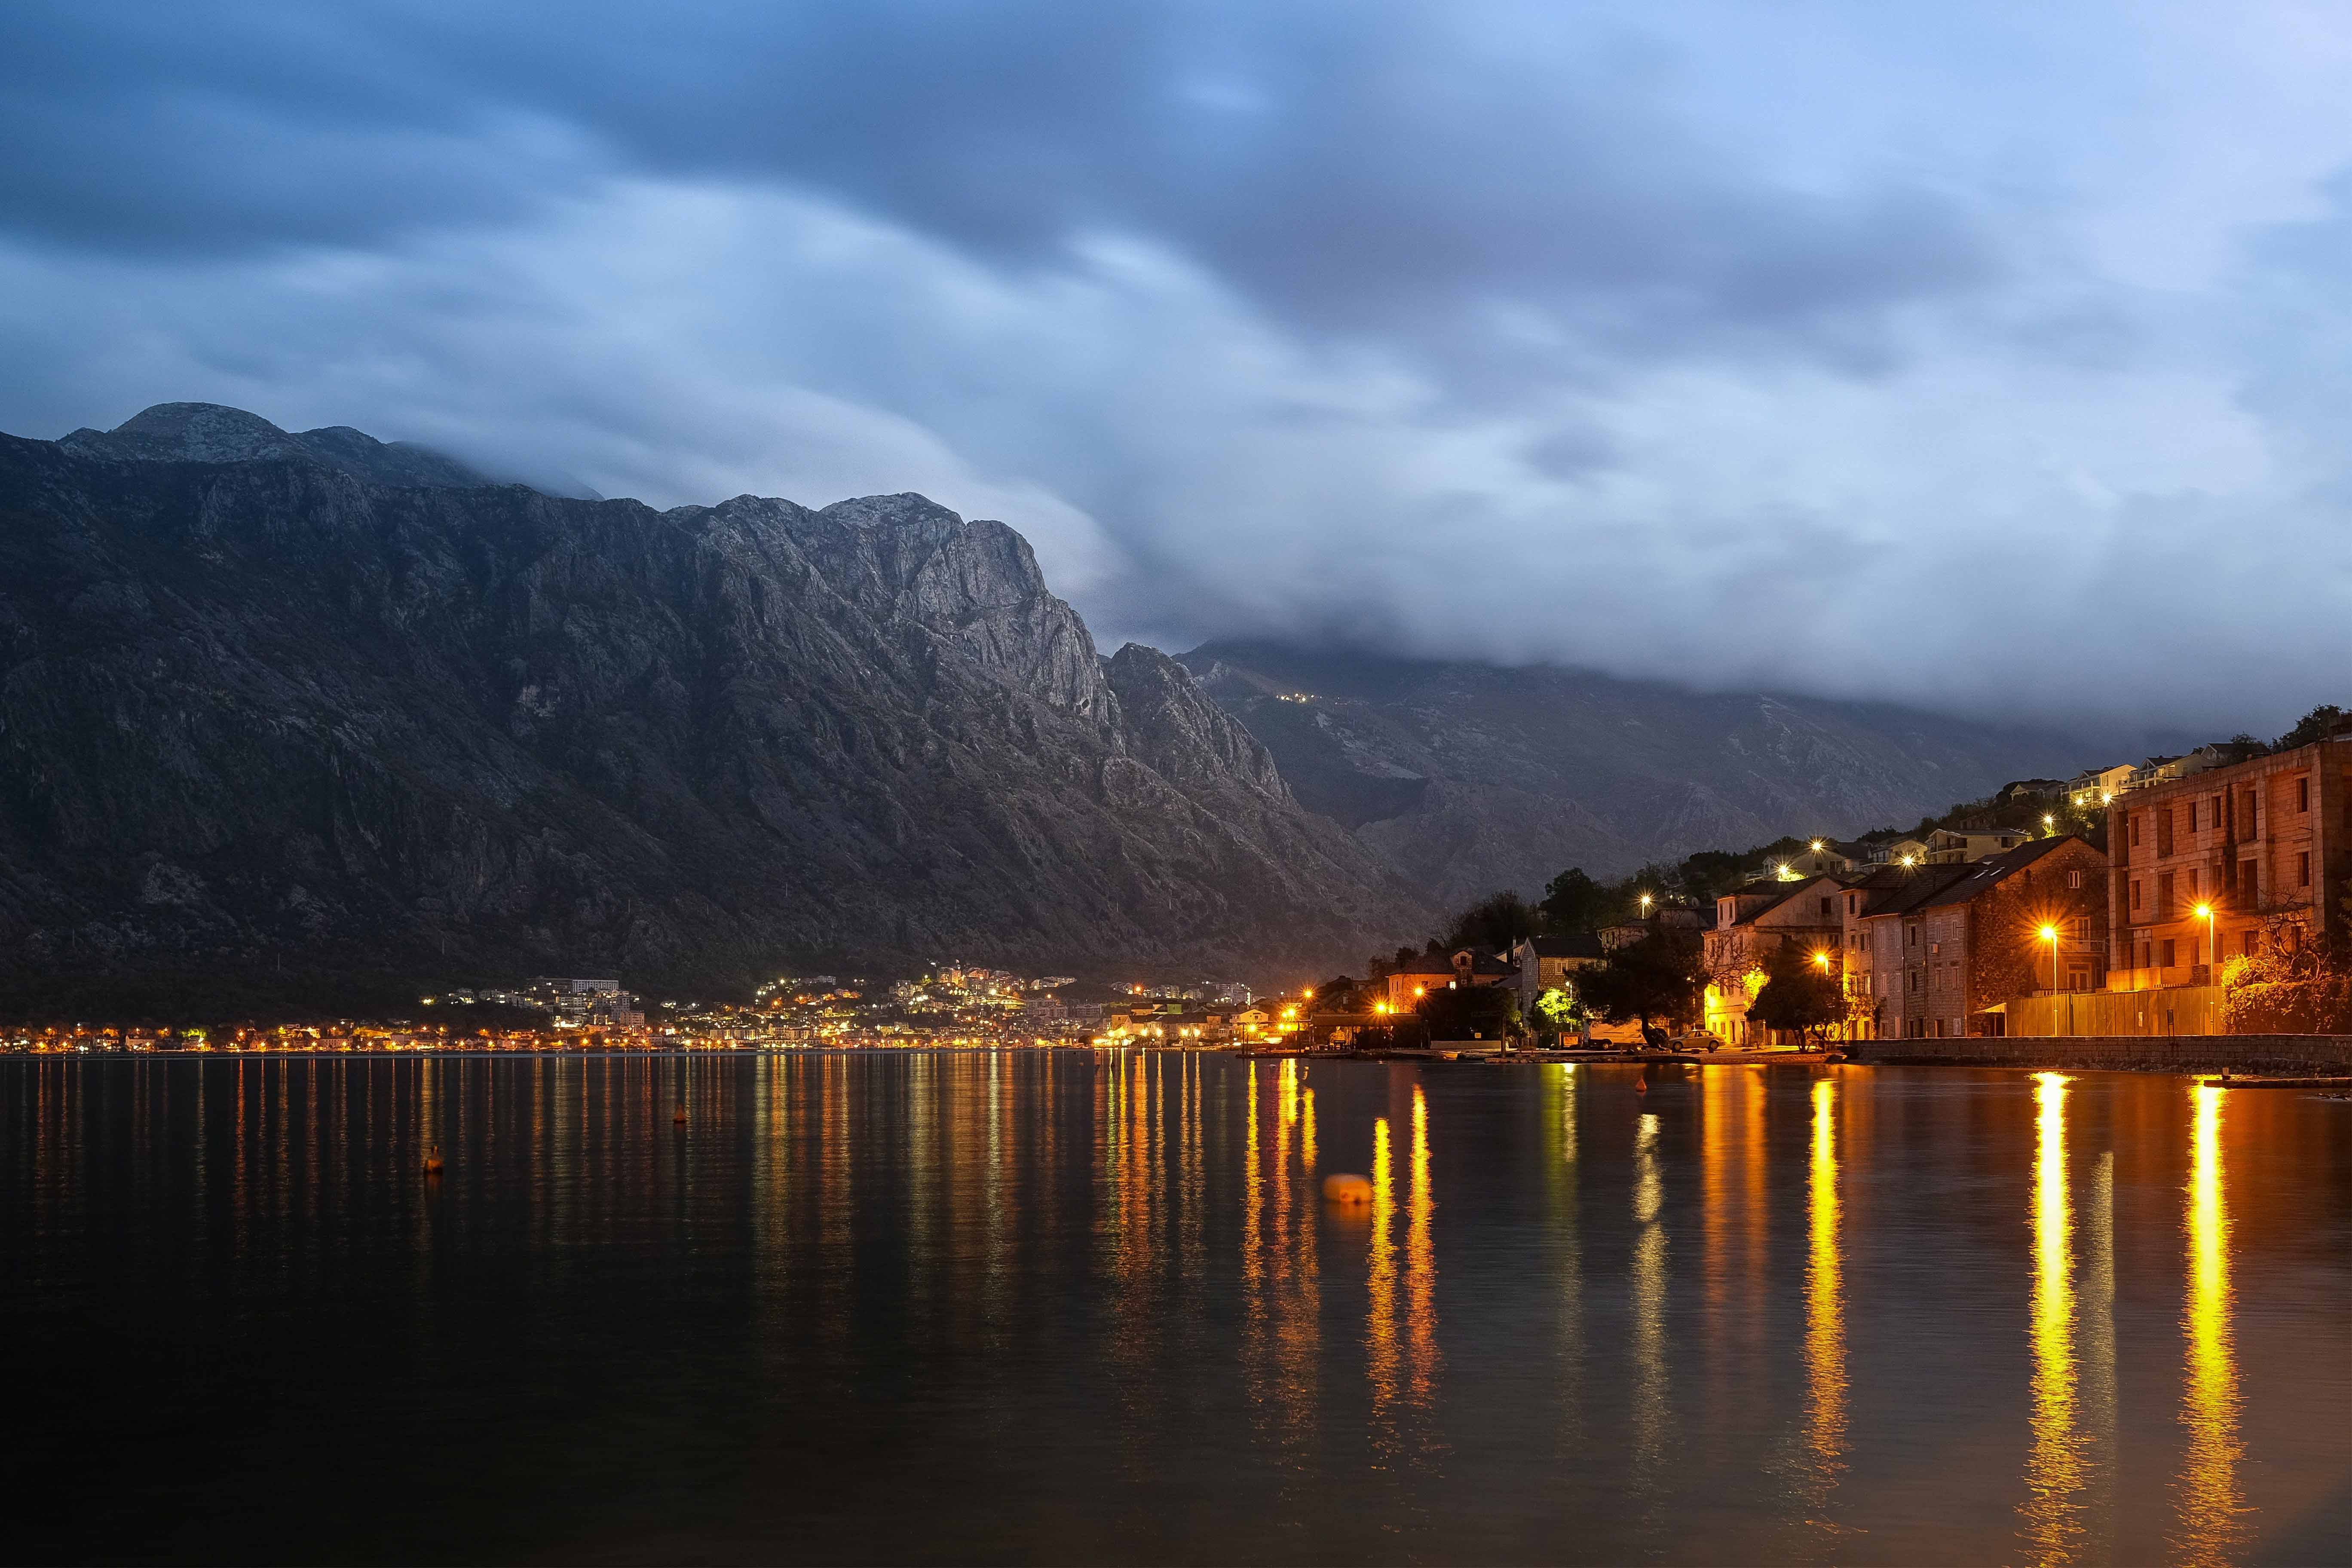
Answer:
0;407;1424;1004
1180;639;2088;909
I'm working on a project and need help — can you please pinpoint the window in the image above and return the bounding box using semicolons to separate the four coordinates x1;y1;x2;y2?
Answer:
1907;925;1917;947
2299;776;2311;812
1819;897;1833;917
2161;938;2177;967
2130;880;2142;910
2157;808;2174;858
2243;931;2260;959
2187;800;2198;833
2158;870;2174;915
2129;814;2141;848
2067;868;2083;889
2299;851;2312;888
2242;861;2257;903
2212;795;2223;830
2246;790;2258;831
2068;915;2092;940
2189;867;2201;898
1908;970;1920;992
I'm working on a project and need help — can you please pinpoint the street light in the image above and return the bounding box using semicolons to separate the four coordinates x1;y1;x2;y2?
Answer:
2039;924;2059;992
2194;903;2214;971
1638;892;1654;913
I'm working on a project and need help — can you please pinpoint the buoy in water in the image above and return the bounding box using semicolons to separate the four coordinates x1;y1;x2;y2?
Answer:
423;1144;444;1175
673;1105;688;1124
1634;1074;1648;1094
1323;1173;1374;1206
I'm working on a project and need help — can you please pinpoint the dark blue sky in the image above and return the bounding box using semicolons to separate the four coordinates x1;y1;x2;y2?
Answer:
4;1;2349;731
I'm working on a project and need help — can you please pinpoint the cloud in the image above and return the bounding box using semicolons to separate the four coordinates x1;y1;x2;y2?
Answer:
4;0;2352;734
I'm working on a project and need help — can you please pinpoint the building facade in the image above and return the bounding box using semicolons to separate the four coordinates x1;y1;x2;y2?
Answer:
1841;837;2107;1038
1703;875;1846;1043
2107;737;2352;990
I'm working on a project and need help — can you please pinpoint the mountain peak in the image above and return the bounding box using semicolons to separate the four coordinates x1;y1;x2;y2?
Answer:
56;401;504;493
71;402;310;465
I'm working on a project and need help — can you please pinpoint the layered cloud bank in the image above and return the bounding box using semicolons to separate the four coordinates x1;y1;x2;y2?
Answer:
6;0;2352;731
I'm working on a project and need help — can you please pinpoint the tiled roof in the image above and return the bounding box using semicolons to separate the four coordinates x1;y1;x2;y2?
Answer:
1853;863;1974;918
1915;835;2084;909
1521;933;1605;959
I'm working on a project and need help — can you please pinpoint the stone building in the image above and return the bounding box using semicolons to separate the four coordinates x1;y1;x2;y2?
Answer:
1702;874;1846;1043
1843;836;2107;1039
2107;735;2352;991
1509;932;1605;1014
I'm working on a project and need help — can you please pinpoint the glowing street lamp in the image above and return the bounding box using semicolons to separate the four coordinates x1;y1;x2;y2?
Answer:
2194;903;2214;971
2039;924;2059;992
1638;892;1654;913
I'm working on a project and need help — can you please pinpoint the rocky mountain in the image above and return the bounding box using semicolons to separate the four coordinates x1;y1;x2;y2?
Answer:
1180;641;2086;910
0;405;1422;1007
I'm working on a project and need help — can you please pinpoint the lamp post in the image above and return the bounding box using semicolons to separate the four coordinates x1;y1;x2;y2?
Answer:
2194;903;2214;974
2039;925;2059;993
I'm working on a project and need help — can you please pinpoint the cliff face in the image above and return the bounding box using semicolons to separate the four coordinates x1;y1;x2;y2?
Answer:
1182;641;2085;910
0;407;1422;996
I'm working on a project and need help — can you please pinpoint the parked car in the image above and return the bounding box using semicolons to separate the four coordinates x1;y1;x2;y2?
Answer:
1671;1030;1726;1053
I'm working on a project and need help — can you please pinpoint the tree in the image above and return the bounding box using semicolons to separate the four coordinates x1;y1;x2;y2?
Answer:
1747;941;1843;1044
1527;984;1583;1046
2274;704;2352;752
1540;868;1614;932
2225;908;2352;1032
1416;983;1520;1042
1579;931;1706;1033
1442;889;1545;952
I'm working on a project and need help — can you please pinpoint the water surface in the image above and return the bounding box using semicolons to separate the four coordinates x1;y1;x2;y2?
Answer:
5;1054;2349;1564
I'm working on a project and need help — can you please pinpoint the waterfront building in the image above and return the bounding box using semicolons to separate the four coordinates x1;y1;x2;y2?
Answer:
1703;874;1846;1043
2107;735;2352;994
1843;837;2106;1039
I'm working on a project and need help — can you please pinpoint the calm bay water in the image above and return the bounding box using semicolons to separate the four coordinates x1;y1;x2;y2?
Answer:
4;1052;2349;1565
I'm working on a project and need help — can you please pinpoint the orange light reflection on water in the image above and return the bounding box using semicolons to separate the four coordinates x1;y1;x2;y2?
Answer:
2172;1083;2247;1563
2020;1072;2085;1564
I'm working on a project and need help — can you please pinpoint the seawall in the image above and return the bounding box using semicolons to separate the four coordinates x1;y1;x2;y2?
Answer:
1850;1035;2352;1075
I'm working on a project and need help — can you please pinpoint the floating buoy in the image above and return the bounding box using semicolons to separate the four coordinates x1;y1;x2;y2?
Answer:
423;1144;444;1175
1323;1173;1374;1206
673;1105;688;1124
1634;1074;1648;1094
